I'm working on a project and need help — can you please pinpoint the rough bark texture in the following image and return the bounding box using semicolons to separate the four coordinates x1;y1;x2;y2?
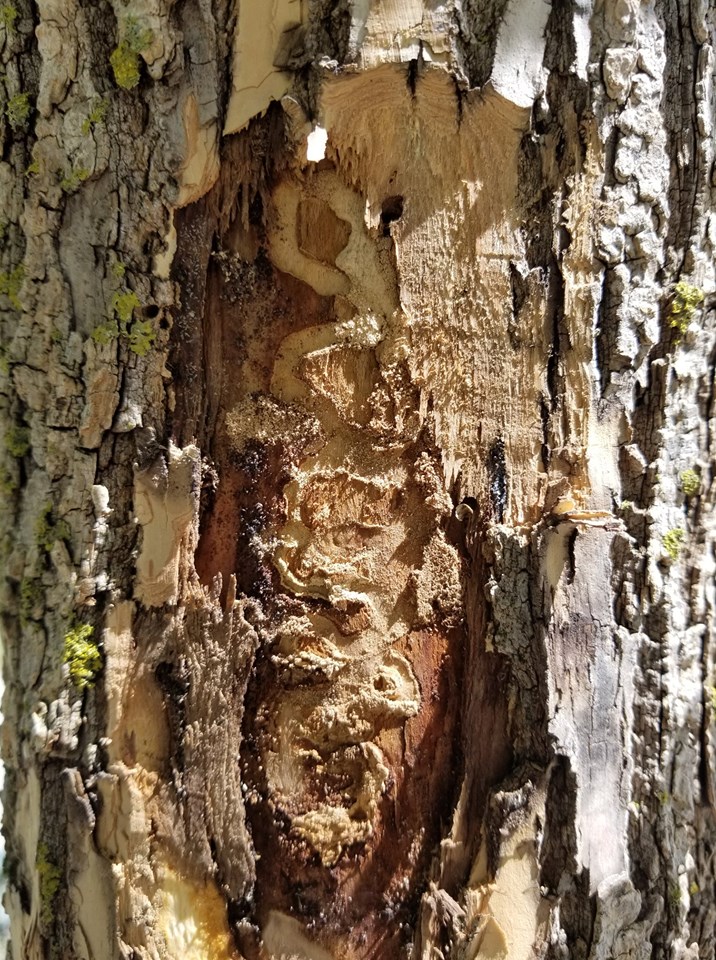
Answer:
1;1;716;959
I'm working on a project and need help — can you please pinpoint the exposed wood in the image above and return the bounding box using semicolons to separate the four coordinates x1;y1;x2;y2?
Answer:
1;2;716;960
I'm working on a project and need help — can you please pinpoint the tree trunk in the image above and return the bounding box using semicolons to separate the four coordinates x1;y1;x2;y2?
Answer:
2;1;716;958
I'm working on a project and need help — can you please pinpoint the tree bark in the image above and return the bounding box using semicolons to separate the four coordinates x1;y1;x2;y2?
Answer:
1;2;716;959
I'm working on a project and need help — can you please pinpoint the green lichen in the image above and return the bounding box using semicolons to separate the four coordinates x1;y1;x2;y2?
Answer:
35;502;70;553
127;317;155;356
6;91;31;129
91;321;117;346
110;16;153;90
36;843;61;927
663;528;685;562
113;289;155;354
679;469;700;497
4;424;29;457
689;881;700;896
25;156;40;177
59;166;91;192
0;264;24;309
93;272;155;354
124;15;153;57
110;42;140;89
111;289;140;324
669;281;704;336
63;623;101;689
0;4;17;33
657;789;671;806
81;97;107;135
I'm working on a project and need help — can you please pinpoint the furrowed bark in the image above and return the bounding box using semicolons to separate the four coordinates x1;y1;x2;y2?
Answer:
1;2;716;960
